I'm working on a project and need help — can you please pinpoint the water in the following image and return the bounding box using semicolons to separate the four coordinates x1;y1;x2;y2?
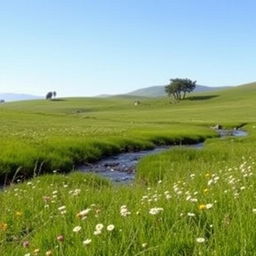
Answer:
79;129;248;184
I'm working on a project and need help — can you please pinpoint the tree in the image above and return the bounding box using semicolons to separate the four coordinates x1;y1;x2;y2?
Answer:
53;91;57;98
165;78;196;101
46;91;53;100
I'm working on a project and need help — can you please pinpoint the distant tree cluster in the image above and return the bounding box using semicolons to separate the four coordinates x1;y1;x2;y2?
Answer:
165;78;196;101
46;91;57;100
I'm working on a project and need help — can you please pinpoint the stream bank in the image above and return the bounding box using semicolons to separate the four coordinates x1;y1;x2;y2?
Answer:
79;129;247;184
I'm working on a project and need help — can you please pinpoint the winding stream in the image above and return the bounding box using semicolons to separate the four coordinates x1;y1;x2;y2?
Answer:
79;129;247;184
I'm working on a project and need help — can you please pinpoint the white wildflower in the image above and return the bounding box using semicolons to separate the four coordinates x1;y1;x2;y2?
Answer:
95;223;104;231
107;224;115;231
83;239;92;245
149;207;164;215
73;226;82;233
58;206;66;211
196;237;205;243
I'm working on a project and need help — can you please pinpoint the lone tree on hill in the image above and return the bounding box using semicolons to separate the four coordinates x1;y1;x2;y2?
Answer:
46;91;57;100
165;78;196;101
46;91;53;100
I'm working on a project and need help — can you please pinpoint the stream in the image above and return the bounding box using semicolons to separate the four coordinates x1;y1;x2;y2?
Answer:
79;129;248;184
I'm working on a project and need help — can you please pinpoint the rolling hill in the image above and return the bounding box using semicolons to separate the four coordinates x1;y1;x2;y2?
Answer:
126;85;232;97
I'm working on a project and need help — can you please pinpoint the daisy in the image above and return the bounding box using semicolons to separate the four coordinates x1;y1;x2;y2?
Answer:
107;224;115;231
196;237;205;243
73;226;82;233
83;239;92;246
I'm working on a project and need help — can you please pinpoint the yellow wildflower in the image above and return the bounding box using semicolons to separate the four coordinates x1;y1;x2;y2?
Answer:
15;211;23;217
199;204;206;210
0;223;8;231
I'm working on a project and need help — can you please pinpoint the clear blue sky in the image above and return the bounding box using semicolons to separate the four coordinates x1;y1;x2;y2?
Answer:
1;0;256;96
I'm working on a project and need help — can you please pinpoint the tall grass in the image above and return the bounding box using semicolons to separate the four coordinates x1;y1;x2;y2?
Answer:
0;121;216;182
1;127;256;255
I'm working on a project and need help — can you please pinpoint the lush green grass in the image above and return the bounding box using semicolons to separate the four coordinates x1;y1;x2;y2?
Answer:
1;126;256;255
1;83;256;255
0;96;222;180
1;82;256;179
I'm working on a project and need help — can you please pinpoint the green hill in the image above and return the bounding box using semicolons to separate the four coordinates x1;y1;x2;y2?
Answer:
126;85;232;97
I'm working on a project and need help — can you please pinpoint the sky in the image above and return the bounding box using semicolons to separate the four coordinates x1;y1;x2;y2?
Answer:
0;0;256;97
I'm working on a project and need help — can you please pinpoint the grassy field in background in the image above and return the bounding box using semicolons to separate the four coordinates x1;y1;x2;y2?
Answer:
1;82;256;255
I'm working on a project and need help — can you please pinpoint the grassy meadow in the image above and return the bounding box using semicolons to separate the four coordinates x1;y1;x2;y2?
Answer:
1;82;256;255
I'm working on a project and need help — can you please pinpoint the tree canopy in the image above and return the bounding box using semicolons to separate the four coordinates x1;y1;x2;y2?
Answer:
46;91;57;100
46;92;53;100
165;78;196;101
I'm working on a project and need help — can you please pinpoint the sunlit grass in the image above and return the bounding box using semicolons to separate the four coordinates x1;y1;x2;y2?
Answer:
1;84;256;254
1;127;256;255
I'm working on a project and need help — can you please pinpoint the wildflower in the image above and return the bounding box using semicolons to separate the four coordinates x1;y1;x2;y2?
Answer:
83;239;92;246
165;194;172;200
120;205;131;217
16;211;23;217
196;237;205;243
73;226;82;233
72;189;81;196
149;207;164;215
77;208;91;218
93;230;102;235
208;179;213;186
45;251;53;256
142;243;147;248
141;195;148;200
0;222;8;231
95;208;101;217
24;254;31;256
187;212;196;217
199;204;206;210
22;240;30;248
205;203;213;209
107;224;115;231
252;208;256;214
43;196;51;202
95;223;104;231
58;206;66;211
34;249;40;255
57;235;64;242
